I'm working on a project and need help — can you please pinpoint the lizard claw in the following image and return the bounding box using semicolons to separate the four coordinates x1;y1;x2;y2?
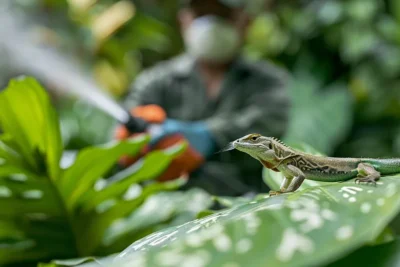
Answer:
269;190;283;197
354;177;378;187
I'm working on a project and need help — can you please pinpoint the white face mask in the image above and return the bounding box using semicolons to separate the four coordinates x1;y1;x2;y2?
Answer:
183;15;241;63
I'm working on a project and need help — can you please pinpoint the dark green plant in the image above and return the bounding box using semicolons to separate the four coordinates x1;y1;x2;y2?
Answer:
0;77;212;266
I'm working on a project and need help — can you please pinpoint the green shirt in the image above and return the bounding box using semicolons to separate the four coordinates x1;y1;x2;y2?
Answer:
124;54;291;195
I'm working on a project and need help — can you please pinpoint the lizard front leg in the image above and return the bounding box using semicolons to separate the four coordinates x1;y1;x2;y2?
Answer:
269;177;293;196
269;165;305;196
286;165;306;192
355;163;381;186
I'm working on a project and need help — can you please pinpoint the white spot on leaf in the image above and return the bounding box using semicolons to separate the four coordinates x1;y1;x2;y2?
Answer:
123;184;142;200
157;249;210;267
156;247;183;266
349;197;356;203
361;203;371;214
94;179;107;191
339;186;363;195
9;174;27;182
213;234;232;252
289;199;337;233
186;233;205;248
186;224;225;249
386;183;397;197
276;228;314;262
321;209;337;220
377;198;385;206
22;190;43;199
180;251;211;267
236;239;252;254
96;199;116;213
336;225;353;240
0;186;12;198
241;213;261;235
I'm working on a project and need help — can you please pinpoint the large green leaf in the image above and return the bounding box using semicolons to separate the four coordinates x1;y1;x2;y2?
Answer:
112;176;400;267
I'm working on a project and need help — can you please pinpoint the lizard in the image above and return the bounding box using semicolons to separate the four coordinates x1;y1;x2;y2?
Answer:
219;133;400;196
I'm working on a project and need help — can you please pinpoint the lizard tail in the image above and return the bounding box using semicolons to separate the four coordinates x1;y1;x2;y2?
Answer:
361;158;400;175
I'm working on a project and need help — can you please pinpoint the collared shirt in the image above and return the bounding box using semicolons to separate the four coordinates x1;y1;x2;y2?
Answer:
124;53;291;195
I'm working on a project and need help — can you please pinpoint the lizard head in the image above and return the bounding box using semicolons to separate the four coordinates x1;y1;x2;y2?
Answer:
231;134;278;162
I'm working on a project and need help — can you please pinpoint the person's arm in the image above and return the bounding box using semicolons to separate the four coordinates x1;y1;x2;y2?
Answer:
205;75;291;149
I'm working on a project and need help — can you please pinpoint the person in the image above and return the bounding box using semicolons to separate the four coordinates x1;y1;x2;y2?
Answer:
120;0;291;196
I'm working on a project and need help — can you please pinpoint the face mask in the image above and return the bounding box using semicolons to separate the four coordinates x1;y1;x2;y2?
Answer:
183;15;241;63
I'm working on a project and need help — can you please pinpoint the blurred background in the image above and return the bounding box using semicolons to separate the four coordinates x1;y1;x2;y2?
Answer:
0;0;399;158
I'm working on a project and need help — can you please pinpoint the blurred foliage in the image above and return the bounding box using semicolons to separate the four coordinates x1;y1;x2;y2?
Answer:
5;0;398;158
243;0;400;157
282;67;353;155
0;77;212;266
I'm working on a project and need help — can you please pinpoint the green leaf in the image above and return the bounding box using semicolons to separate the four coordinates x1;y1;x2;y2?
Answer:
60;135;149;208
77;176;188;255
79;142;188;213
0;140;26;168
113;176;400;267
0;77;62;179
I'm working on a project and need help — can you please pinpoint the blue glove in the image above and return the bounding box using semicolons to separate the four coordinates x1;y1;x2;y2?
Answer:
149;119;216;158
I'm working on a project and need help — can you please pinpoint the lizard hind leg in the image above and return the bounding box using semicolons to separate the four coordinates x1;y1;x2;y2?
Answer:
355;163;381;186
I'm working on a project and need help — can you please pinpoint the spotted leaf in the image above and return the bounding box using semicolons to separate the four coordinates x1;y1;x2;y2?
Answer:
112;176;400;267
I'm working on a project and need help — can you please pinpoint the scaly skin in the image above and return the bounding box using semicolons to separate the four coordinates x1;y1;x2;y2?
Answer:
225;134;400;196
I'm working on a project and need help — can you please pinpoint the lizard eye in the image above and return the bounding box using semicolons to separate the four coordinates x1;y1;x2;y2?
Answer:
251;136;259;141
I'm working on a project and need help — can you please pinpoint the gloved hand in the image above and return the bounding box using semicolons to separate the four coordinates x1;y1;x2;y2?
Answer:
149;119;216;158
114;105;215;181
